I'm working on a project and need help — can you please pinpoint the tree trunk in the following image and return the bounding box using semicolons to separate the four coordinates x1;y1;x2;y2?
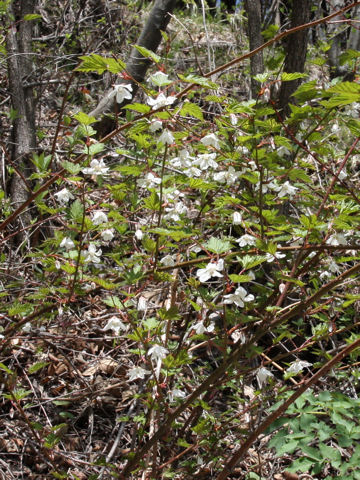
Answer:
244;0;264;99
6;0;37;245
327;0;346;78
278;0;311;117
90;0;176;138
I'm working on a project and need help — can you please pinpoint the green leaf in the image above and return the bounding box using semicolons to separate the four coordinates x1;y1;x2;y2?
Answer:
28;361;49;374
205;237;232;254
347;119;360;137
143;192;160;210
133;45;160;63
77;54;125;74
102;296;123;309
180;101;204;120
61;160;82;175
122;103;151;113
149;228;192;241
69;199;85;222
240;255;267;270
73;111;96;126
178;73;218;89
0;363;14;375
228;274;253;283
281;72;308;81
23;13;42;21
84;142;105;155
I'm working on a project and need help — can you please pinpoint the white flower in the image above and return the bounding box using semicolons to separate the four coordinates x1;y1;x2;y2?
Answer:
54;188;74;205
103;316;127;335
158;129;174;145
137;296;147;311
194;153;218;170
196;259;224;283
265;252;286;263
277;146;291;157
256;367;274;387
22;322;32;333
82;159;109;178
338;169;347;180
149;120;162;132
233;211;242;225
110;83;133;104
213;166;240;185
84;243;102;263
230;113;238;125
286;360;312;375
60;237;75;250
160;254;176;267
236;234;256;247
164;201;188;221
101;229;114;241
135;229;143;240
275;181;298;198
184;166;202;178
168;388;186;402
148;71;171;86
92;211;108;225
128;366;150;381
201;133;220;149
326;233;347;246
224;286;254;308
147;92;176;109
231;330;246;344
55;260;61;269
331;123;340;133
138;172;162;189
147;344;169;362
170;149;194;168
193;321;215;334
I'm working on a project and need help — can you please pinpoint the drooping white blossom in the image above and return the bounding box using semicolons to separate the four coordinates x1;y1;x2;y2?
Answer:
60;237;75;250
193;153;218;170
160;255;176;267
84;243;102;264
196;259;224;283
201;133;220;149
82;159;109;178
256;367;274;387
224;286;254;308
213;166;241;185
158;129;175;145
103;316;127;335
92;211;108;225
236;234;257;247
149;120;163;132
326;233;347;246
275;181;298;198
233;211;242;225
193;320;215;335
147;344;169;362
265;252;286;263
128;366;150;381
286;360;312;375
110;83;133;104
138;172;162;189
101;229;114;242
147;93;176;109
54;188;74;205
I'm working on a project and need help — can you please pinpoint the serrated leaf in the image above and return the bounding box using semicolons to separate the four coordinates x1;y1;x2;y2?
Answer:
77;54;125;74
133;45;160;63
23;13;42;21
143;192;160;210
240;255;267;270
103;296;123;308
288;168;311;183
188;178;215;190
347;119;360;137
281;72;308;81
205;237;232;254
61;160;82;175
69;199;84;221
180;102;204;120
85;142;105;155
115;165;145;176
150;228;192;241
0;363;14;375
73;111;96;126
178;73;218;89
228;274;252;283
28;362;49;374
122;103;151;113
